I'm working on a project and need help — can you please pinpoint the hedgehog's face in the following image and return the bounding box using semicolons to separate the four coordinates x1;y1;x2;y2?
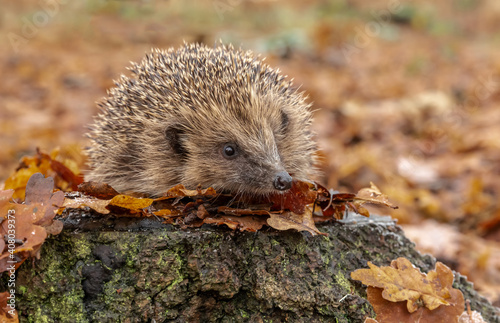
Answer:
166;97;316;197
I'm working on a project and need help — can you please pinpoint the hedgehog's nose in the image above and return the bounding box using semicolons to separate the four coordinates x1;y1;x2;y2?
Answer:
273;171;293;191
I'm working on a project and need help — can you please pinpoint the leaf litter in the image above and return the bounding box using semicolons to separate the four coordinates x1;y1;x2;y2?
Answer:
0;148;399;278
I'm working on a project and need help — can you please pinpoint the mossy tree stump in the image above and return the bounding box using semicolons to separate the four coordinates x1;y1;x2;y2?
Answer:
2;211;499;322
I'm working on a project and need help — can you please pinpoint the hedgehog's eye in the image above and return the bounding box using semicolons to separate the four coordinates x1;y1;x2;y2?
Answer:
222;143;238;159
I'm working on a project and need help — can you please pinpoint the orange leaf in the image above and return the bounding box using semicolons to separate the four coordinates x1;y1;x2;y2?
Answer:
0;291;18;323
108;195;154;210
152;209;172;217
366;285;464;323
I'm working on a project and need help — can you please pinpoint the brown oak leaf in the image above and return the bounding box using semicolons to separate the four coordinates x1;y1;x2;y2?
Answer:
267;207;326;236
351;258;464;322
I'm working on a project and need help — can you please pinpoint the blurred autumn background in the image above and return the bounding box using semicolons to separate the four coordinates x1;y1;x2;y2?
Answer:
1;0;500;307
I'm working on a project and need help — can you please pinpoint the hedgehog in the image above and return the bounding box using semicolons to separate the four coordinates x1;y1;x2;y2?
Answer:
86;43;317;197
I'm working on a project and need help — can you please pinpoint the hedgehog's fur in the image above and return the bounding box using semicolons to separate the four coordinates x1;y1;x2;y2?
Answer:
86;43;317;197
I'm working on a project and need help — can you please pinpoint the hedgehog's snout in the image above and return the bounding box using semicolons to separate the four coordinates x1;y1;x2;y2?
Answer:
273;171;293;191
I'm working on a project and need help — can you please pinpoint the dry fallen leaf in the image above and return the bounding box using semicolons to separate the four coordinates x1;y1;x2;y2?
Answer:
60;179;398;235
204;215;266;232
366;285;464;323
163;184;217;198
267;207;326;236
218;206;270;216
352;258;462;312
267;180;317;214
108;195;154;211
32;156;396;235
458;310;486;323
152;209;173;217
62;194;155;216
62;197;111;214
0;291;18;323
0;173;64;272
353;182;398;210
77;181;119;199
351;258;464;322
4;148;83;200
24;173;65;227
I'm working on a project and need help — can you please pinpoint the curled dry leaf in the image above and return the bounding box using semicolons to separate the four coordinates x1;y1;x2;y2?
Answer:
353;182;398;210
351;258;464;322
316;182;396;220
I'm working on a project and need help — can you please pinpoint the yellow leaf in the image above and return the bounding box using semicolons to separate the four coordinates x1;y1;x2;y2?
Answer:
109;194;154;210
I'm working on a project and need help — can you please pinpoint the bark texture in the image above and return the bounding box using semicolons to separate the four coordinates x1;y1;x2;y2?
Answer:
2;211;499;322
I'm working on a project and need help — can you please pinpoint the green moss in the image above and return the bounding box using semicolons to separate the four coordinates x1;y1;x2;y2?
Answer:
31;308;51;323
295;241;306;254
71;236;92;259
321;254;331;266
239;309;249;318
334;272;352;292
280;259;289;275
162;250;185;291
18;285;27;295
47;289;87;322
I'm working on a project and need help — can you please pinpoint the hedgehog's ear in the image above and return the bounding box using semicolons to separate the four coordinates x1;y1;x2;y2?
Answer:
164;125;187;156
